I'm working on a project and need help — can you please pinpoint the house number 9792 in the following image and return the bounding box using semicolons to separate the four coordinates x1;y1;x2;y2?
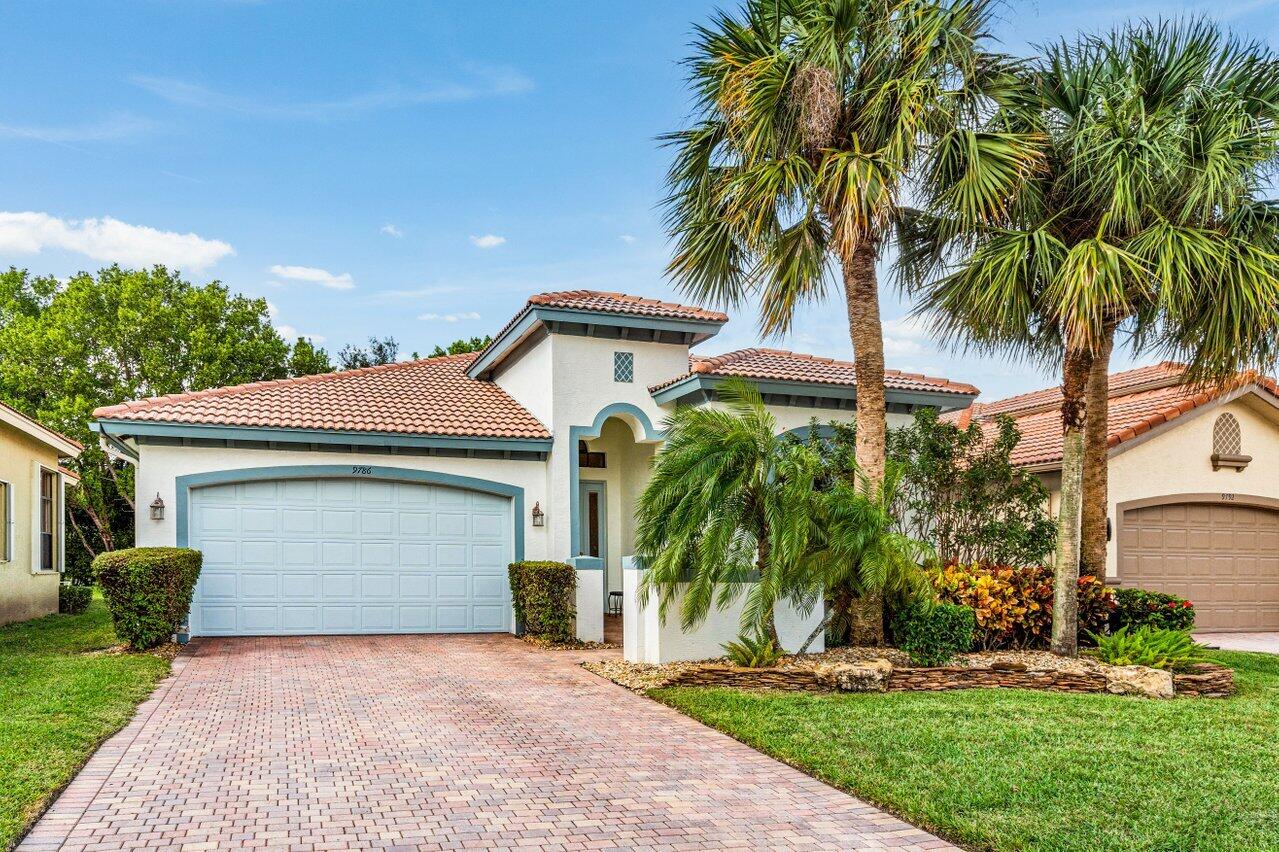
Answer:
1221;493;1236;501
352;465;373;475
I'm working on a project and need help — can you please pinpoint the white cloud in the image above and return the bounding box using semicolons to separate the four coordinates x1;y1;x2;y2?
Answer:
0;113;158;145
268;264;355;290
419;311;481;323
380;223;403;238
619;234;637;244
469;234;506;249
131;66;533;121
276;324;326;344
881;315;934;358
0;211;233;270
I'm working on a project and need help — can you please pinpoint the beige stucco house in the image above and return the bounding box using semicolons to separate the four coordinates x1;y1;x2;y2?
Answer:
0;402;82;626
955;363;1279;632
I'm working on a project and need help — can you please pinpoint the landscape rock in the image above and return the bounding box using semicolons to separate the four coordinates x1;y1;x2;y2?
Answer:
814;659;893;692
1104;665;1174;699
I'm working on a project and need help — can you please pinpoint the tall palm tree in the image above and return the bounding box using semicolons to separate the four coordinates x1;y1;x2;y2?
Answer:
634;380;927;644
663;0;1006;488
903;19;1279;654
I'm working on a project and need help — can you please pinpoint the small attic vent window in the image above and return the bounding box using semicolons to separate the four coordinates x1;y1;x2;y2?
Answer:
578;440;606;469
1212;413;1251;471
613;351;634;383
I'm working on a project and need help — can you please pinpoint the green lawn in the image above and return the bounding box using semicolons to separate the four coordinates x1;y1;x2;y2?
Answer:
0;597;170;850
654;650;1279;852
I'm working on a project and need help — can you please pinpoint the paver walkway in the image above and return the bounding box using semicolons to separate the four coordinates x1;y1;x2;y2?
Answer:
21;635;950;851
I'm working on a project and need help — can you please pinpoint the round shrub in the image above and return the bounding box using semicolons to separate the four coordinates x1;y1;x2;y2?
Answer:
890;602;976;666
58;583;92;615
1111;587;1195;632
508;561;576;643
93;547;202;650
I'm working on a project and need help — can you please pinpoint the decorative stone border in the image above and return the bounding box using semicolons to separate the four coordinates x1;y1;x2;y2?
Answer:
664;661;1235;698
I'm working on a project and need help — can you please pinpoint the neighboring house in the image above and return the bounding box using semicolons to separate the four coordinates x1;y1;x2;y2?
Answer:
93;290;977;657
953;362;1279;632
0;402;82;626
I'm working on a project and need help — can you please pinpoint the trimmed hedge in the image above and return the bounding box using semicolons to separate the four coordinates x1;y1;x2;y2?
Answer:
891;602;976;666
1112;587;1196;632
58;583;92;615
508;561;576;643
94;547;202;650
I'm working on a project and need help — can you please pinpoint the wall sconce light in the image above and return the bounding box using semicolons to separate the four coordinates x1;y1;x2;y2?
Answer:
531;501;545;527
149;493;165;521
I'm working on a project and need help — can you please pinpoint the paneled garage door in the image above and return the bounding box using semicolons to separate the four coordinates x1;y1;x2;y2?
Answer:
1120;501;1279;631
189;477;513;635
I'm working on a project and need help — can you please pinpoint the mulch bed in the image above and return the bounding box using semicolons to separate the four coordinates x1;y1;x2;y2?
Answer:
521;634;619;651
584;648;1235;698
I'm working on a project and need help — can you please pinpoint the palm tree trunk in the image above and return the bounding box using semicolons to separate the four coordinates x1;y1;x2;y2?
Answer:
1052;344;1093;657
842;241;887;486
1080;323;1115;579
842;241;887;647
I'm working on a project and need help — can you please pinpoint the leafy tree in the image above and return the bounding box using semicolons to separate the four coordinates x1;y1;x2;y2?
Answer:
429;335;492;358
663;0;1006;489
337;336;399;369
0;265;313;562
287;337;333;376
635;379;927;646
887;408;1055;567
903;20;1279;654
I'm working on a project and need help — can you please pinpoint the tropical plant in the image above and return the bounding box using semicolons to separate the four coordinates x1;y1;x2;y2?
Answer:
903;20;1279;654
1086;625;1205;672
885;408;1055;565
635;379;928;646
890;602;976;666
663;0;1008;489
1112;588;1196;632
723;632;784;667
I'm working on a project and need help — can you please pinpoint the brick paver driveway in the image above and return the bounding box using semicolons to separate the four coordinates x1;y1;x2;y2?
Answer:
22;635;949;851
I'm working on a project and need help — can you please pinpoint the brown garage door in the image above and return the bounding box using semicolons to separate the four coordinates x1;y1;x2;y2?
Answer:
1120;501;1279;631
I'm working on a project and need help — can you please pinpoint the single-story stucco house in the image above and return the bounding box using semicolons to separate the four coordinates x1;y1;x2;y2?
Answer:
952;362;1279;632
0;402;82;626
92;290;979;659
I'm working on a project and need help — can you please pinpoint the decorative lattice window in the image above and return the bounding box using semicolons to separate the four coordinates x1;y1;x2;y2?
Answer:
613;351;634;383
1211;412;1250;470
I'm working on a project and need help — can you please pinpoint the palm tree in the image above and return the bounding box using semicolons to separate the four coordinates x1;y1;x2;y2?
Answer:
663;0;1006;488
903;19;1279;654
634;380;927;645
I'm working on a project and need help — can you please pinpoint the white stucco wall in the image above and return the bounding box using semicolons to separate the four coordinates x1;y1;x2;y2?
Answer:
1038;392;1279;579
492;334;553;430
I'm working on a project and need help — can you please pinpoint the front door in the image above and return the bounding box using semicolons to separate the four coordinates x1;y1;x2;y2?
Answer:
578;481;608;598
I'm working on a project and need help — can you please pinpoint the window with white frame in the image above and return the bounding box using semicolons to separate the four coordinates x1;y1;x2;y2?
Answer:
39;468;59;572
0;481;10;562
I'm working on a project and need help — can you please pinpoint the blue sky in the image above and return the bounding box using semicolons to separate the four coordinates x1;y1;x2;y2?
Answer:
2;0;1276;400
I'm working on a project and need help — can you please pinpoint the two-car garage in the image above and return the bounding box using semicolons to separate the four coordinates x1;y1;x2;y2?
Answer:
187;476;515;636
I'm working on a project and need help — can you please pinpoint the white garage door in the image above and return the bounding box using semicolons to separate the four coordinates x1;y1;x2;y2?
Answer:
189;477;513;636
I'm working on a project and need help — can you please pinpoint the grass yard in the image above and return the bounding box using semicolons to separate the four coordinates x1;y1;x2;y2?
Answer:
0;597;170;850
654;650;1279;852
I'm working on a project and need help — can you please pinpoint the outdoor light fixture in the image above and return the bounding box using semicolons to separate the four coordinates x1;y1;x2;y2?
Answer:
531;501;545;527
149;493;165;521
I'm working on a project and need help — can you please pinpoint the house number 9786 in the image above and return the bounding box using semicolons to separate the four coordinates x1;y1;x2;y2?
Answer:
352;465;373;475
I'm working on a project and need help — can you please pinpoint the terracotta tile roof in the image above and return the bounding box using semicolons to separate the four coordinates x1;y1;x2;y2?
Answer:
93;353;551;440
650;348;981;396
948;362;1279;467
526;290;729;323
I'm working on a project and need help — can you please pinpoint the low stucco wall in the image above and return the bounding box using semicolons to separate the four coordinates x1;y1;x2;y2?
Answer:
623;558;824;663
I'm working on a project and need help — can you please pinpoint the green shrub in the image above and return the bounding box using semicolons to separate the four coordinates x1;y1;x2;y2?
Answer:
93;547;202;650
1112;588;1196;632
891;602;976;666
1086;625;1205;671
508;561;576;643
931;560;1116;649
723;632;782;667
58;583;91;615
